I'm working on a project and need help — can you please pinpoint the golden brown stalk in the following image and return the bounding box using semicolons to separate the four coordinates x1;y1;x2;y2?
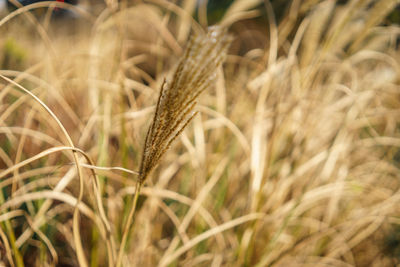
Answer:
116;26;232;267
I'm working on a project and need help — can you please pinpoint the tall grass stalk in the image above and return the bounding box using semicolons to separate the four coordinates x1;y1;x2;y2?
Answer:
116;25;231;267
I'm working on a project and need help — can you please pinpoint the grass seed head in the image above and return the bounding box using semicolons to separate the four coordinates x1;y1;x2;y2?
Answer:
138;26;232;183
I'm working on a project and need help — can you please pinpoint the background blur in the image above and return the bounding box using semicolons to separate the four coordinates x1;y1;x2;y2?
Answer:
0;0;400;266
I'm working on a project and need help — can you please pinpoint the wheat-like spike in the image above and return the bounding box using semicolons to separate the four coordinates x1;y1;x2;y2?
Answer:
140;101;197;183
145;79;167;143
152;108;199;170
158;111;199;159
154;101;197;156
168;34;228;110
172;39;219;95
137;26;232;183
155;90;198;146
170;29;229;106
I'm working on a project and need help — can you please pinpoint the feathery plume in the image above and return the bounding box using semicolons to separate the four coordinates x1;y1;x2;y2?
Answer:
138;26;232;183
116;26;232;267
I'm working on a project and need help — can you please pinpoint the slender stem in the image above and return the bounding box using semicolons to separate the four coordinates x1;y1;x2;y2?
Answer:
116;181;142;267
0;189;24;267
90;225;99;267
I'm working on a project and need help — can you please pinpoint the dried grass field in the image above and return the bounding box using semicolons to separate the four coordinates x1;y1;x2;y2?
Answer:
0;0;400;266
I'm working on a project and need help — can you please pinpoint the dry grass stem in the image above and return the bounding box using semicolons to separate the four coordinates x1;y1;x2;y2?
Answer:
117;25;232;267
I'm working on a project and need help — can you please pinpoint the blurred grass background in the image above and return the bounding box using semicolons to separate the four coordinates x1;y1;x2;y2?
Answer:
0;0;400;266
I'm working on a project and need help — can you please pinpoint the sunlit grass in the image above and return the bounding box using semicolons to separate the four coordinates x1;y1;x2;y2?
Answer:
0;0;399;266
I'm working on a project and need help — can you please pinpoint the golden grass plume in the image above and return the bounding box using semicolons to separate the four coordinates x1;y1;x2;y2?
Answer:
138;25;232;183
